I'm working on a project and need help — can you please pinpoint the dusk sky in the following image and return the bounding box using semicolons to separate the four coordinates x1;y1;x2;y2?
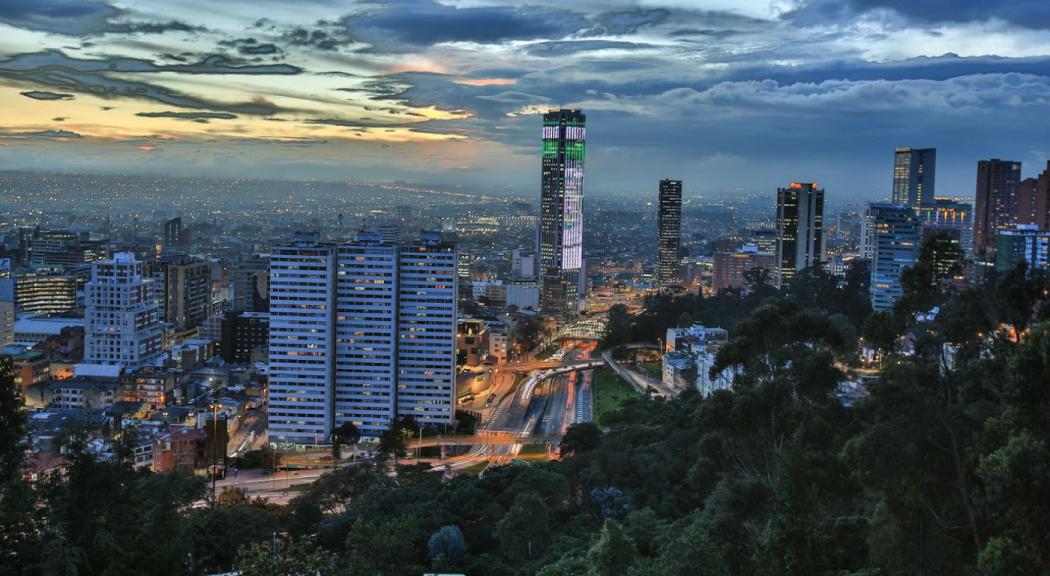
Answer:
2;0;1050;198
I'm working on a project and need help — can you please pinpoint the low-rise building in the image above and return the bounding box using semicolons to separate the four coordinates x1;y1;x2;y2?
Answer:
152;426;207;474
663;324;734;397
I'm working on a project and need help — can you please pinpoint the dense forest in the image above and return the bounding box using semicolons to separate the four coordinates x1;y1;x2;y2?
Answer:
1;235;1049;575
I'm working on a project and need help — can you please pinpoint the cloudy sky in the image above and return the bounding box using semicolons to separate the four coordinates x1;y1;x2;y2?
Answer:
1;0;1050;199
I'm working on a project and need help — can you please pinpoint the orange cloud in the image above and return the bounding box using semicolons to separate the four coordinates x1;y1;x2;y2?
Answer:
135;145;158;152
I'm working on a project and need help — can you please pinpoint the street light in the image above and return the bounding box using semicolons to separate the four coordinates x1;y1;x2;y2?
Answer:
210;401;220;503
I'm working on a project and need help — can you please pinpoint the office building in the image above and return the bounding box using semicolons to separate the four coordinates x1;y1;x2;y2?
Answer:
892;147;936;208
656;179;683;290
232;254;270;312
84;253;164;369
0;306;11;347
220;311;269;364
974;159;1022;258
1015;161;1050;229
0;272;12;348
268;231;457;445
511;249;536;278
30;228;108;267
164;218;182;249
15;267;78;315
869;204;921;311
995;225;1050;272
505;279;540;310
917;198;974;259
775;182;825;287
539;109;586;316
147;255;211;331
712;243;776;293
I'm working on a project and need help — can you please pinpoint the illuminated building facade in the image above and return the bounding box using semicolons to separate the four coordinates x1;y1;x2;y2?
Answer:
774;182;825;287
268;231;457;445
656;179;683;290
974;159;1022;259
84;253;164;369
892;147;936;208
869;204;921;310
917;198;974;259
539;109;585;316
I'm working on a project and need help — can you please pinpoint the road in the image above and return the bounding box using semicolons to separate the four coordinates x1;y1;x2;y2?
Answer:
479;348;596;470
601;349;676;397
227;405;267;457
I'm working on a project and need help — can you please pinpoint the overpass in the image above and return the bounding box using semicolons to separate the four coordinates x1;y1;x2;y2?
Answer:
498;358;600;372
408;432;562;448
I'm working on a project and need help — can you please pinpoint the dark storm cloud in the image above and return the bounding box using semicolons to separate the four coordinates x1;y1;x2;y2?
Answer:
0;50;298;114
789;0;1050;29
0;0;119;35
135;111;239;123
281;25;355;51
218;38;282;56
108;20;205;34
0;0;203;36
9;129;83;139
344;0;588;49
20;90;75;100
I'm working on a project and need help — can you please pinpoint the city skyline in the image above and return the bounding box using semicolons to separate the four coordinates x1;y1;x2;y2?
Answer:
1;1;1050;196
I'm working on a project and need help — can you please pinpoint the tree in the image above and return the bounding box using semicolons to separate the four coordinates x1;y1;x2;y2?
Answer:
0;357;27;481
331;421;360;463
862;310;899;358
560;422;601;456
216;486;251;507
601;304;632;349
234;538;333;576
344;516;424;576
378;423;408;462
427;525;467;568
995;261;1045;332
587;519;637;576
497;492;550;562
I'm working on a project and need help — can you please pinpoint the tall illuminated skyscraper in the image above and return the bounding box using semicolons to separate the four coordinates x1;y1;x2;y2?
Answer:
656;179;682;290
539;109;585;316
774;182;825;287
892;147;936;208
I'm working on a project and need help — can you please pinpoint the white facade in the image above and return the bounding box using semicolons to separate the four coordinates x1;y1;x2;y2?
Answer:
268;232;457;445
268;237;336;445
511;249;536;278
505;280;540;310
397;232;458;425
0;299;12;348
335;235;398;436
84;253;164;369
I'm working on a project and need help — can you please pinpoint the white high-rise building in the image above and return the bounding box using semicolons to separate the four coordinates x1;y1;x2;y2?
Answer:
84;252;164;369
0;258;12;348
397;231;458;424
268;231;457;445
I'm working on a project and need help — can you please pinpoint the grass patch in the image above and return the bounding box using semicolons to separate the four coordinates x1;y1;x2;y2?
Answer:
459;461;489;476
633;361;662;381
593;367;639;426
516;443;552;461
